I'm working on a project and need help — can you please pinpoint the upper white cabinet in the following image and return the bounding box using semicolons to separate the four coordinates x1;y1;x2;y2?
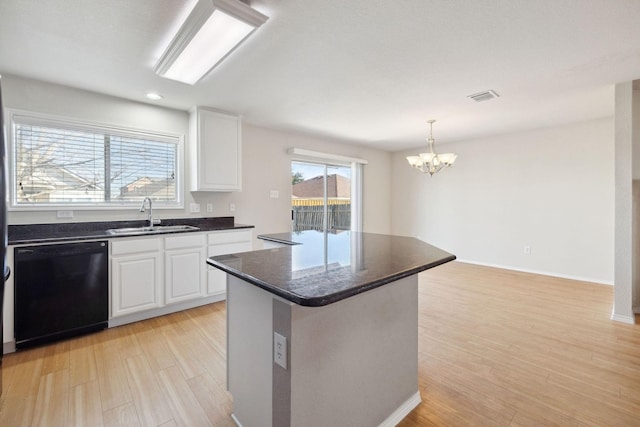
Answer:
189;107;242;191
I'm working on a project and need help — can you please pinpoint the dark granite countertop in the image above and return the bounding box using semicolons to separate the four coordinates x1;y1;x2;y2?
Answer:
208;230;455;307
9;217;253;245
257;232;301;245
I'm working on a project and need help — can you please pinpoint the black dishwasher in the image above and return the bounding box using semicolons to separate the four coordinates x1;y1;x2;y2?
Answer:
14;240;108;349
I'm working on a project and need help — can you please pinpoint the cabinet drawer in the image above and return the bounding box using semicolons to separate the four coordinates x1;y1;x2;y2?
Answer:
208;230;252;245
111;237;161;255
165;233;206;250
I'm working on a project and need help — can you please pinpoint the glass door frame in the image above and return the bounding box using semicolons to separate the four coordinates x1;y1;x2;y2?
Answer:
291;159;363;233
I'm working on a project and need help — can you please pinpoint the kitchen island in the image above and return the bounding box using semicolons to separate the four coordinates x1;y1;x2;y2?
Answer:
207;230;455;427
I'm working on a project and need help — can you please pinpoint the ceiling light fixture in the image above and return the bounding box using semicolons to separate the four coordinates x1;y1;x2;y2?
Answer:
154;0;268;85
145;92;163;100
406;120;457;176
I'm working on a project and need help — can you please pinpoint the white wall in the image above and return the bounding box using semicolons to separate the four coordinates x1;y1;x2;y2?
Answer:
391;118;615;285
1;74;392;245
210;124;392;246
3;74;193;224
634;84;640;314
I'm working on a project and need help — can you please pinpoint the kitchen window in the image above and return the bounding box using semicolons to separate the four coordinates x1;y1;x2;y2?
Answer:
9;111;182;209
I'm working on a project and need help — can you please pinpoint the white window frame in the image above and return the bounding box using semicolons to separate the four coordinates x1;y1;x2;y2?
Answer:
8;109;184;211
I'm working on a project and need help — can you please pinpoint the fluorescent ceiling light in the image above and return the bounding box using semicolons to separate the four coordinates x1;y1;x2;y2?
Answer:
155;0;268;85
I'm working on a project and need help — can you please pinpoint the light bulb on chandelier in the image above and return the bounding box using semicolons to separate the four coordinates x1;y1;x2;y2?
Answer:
406;120;457;176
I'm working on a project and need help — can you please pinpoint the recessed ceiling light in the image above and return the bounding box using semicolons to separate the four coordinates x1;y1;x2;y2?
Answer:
146;92;164;100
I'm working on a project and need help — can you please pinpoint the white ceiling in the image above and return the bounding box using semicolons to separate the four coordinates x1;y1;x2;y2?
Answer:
1;0;639;151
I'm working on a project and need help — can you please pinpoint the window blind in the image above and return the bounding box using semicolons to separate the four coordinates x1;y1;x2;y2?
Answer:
12;113;180;207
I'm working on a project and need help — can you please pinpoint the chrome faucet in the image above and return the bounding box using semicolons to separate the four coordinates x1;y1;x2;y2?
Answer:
139;197;160;227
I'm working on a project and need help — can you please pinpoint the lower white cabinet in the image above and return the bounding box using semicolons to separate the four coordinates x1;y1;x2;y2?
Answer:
110;229;252;320
207;268;228;295
207;229;253;295
111;237;163;317
165;234;207;304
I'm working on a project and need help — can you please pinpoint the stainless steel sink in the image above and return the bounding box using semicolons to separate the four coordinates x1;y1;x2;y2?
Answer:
106;225;200;235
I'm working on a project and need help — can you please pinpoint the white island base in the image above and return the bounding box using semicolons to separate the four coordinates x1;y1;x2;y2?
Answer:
226;274;421;427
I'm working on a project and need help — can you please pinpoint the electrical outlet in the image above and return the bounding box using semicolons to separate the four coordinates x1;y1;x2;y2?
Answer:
206;203;213;213
190;203;201;213
274;332;287;369
523;246;531;255
229;203;235;212
57;210;74;219
269;190;279;199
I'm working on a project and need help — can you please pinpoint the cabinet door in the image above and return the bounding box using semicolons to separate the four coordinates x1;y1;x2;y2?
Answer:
207;241;252;296
207;229;252;296
112;252;162;317
191;108;242;191
166;247;206;304
207;267;227;295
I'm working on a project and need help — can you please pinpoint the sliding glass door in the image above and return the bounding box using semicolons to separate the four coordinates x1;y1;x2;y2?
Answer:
291;161;352;232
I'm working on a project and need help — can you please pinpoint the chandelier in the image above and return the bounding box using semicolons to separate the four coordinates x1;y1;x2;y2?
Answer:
406;120;457;176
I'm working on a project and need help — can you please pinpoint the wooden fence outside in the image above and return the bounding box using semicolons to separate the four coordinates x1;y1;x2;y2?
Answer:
292;204;351;231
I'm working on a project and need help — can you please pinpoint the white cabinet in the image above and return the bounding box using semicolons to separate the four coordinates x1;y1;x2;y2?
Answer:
189;107;242;191
165;233;207;304
111;237;163;317
207;229;253;295
110;230;251;318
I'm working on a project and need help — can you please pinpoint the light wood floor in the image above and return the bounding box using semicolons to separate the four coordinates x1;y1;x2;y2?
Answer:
1;261;639;426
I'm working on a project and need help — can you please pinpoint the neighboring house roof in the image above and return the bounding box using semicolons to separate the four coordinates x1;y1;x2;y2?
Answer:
292;174;350;198
16;164;101;200
122;176;153;193
119;176;175;200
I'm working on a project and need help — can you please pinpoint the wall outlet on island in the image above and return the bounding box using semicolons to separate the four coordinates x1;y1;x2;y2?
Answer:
274;332;287;369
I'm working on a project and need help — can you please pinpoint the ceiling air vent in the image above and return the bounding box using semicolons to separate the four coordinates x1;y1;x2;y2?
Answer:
467;90;500;102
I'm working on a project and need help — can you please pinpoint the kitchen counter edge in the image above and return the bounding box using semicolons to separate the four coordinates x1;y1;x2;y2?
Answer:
9;217;254;245
208;254;455;307
211;231;456;307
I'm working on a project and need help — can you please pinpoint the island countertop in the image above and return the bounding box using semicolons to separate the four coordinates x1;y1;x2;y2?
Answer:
207;230;456;306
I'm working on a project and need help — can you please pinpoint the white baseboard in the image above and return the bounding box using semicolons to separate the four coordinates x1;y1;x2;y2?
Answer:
231;413;243;427
611;312;636;324
378;391;422;427
230;391;420;427
455;259;614;286
3;340;15;355
108;292;226;328
2;294;227;355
